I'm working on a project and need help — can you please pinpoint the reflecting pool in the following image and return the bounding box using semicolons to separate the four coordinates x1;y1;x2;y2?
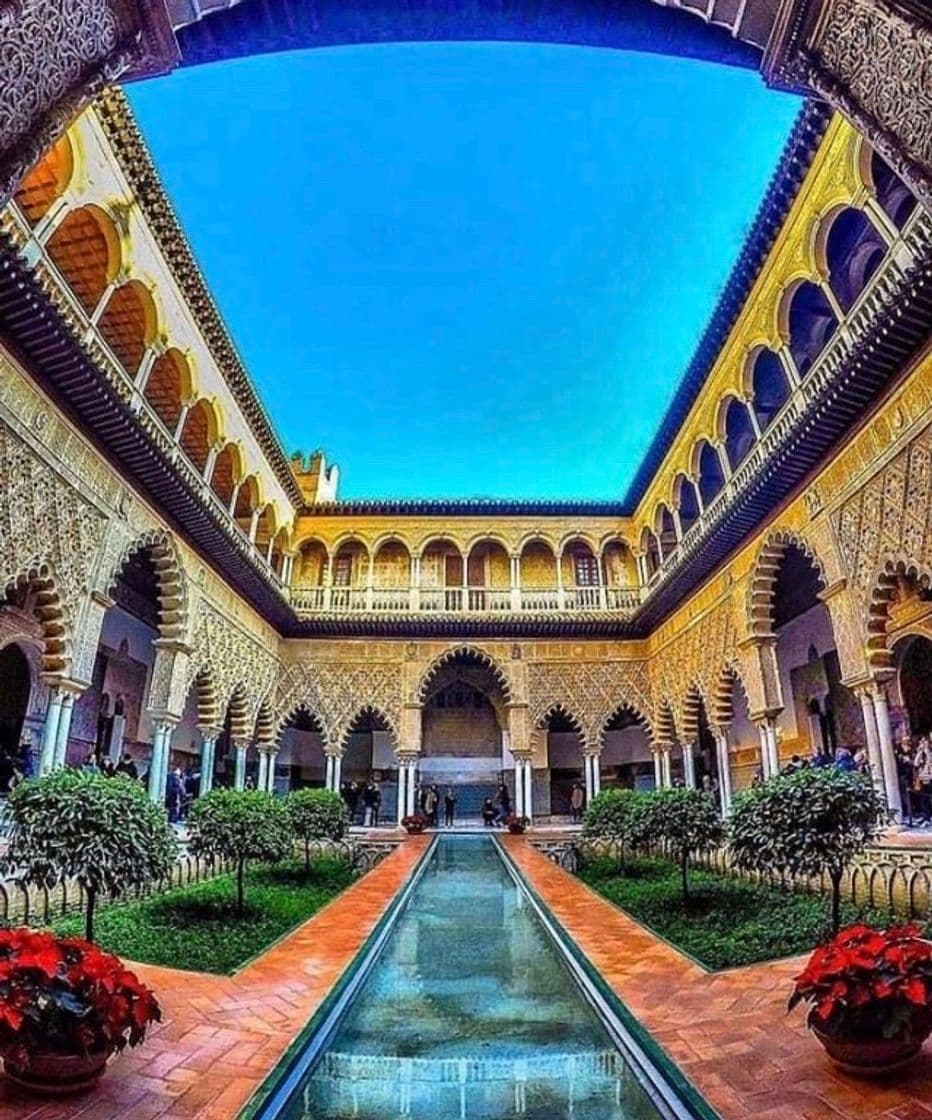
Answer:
279;835;671;1120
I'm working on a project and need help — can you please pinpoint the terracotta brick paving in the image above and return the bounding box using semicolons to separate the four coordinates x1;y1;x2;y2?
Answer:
8;833;932;1120
0;837;428;1120
505;836;932;1120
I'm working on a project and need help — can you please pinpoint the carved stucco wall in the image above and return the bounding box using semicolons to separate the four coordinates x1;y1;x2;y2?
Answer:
0;349;281;716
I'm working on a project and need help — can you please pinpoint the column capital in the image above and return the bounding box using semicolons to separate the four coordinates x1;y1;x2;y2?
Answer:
394;751;418;768
511;750;534;765
196;724;222;741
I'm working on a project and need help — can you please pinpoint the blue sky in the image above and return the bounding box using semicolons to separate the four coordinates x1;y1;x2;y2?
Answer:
128;44;799;500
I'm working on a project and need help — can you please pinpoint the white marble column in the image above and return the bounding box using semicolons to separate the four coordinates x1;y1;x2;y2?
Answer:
332;754;342;793
258;750;269;793
592;753;601;798
652;748;663;789
871;684;903;821
198;732;218;796
660;746;672;788
682;742;696;788
266;749;279;793
583;753;595;803
715;731;733;814
856;688;887;800
148;722;173;804
523;759;533;822
52;692;76;769
233;742;248;791
325;754;335;792
39;689;64;775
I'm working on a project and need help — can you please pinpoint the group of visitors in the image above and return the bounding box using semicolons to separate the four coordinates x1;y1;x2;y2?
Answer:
419;784;458;826
896;736;932;826
481;782;513;827
81;751;140;781
340;779;383;826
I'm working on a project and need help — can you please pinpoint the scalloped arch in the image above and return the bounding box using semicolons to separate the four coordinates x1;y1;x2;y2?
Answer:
746;528;827;640
416;645;513;705
866;557;932;671
108;529;188;641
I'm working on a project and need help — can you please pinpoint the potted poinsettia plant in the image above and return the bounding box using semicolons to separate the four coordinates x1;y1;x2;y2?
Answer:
789;923;932;1075
0;929;161;1093
505;814;529;834
401;813;429;835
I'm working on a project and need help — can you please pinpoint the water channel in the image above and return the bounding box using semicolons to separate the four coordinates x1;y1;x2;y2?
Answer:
269;834;694;1120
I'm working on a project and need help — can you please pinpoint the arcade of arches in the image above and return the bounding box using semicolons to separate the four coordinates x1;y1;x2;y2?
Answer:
0;56;931;831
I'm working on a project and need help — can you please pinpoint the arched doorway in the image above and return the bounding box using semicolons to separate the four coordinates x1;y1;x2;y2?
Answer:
894;636;932;741
277;708;328;791
540;707;586;818
72;547;162;773
600;706;654;790
770;543;855;764
420;650;511;822
343;708;397;826
0;644;31;791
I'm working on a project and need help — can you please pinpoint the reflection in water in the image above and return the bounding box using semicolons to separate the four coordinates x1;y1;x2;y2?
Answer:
282;836;664;1120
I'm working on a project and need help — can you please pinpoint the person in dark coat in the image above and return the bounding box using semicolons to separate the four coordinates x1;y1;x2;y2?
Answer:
443;787;456;827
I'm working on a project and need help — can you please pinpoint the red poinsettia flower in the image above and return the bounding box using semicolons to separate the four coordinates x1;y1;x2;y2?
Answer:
790;923;932;1042
0;927;160;1059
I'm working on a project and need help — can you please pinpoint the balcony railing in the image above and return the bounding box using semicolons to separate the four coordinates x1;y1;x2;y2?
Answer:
292;584;641;615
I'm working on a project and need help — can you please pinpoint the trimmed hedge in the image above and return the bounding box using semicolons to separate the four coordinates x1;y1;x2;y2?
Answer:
579;856;897;971
51;857;356;975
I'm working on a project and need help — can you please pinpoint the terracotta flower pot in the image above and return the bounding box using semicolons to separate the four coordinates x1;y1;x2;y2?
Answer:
2;1048;111;1095
811;1023;932;1076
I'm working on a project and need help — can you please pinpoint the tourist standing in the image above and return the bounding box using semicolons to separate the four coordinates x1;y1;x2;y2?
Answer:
481;797;496;827
444;787;456;827
371;780;382;826
424;785;438;827
570;782;584;823
363;781;378;827
497;781;512;824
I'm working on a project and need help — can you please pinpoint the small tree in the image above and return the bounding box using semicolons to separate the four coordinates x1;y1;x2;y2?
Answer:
581;789;643;868
2;769;177;942
630;788;724;908
187;790;291;914
287;788;349;870
728;767;885;932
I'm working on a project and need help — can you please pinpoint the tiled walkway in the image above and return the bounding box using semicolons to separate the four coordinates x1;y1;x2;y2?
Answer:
6;834;932;1120
0;837;428;1120
506;837;932;1120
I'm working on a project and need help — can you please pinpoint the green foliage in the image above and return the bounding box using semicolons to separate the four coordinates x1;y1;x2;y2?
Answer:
728;767;885;930
187;790;291;912
579;856;897;970
51;859;356;974
2;769;176;941
629;788;725;906
287;789;349;869
581;789;644;865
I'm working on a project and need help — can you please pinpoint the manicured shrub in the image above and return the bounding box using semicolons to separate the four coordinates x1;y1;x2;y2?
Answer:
1;769;176;941
581;789;643;867
287;788;349;869
51;858;357;974
579;856;895;970
629;787;724;908
187;790;291;913
728;767;885;931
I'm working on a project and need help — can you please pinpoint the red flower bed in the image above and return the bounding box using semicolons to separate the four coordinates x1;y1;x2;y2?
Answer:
0;928;160;1068
790;923;932;1042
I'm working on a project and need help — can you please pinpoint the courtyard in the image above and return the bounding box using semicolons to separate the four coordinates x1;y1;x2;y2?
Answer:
0;0;931;1117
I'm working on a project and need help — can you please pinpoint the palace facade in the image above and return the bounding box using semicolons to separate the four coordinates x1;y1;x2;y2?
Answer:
1;88;930;824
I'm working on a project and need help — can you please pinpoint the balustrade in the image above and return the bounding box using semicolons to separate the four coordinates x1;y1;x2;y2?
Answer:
292;582;639;615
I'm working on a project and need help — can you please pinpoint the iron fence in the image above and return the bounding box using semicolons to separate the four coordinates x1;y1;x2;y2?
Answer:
0;836;398;928
531;837;932;921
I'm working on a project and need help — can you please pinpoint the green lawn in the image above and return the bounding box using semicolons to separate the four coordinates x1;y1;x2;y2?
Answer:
52;858;357;974
578;856;896;971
